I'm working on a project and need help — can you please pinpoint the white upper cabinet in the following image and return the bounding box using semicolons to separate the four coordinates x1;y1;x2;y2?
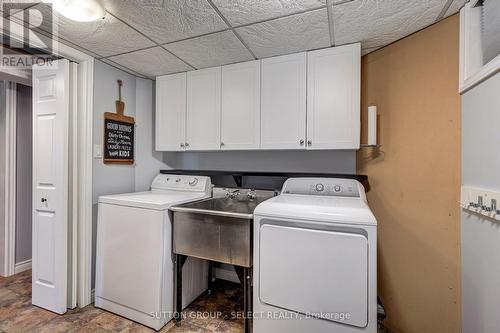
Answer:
154;45;361;152
155;73;187;151
306;43;361;150
221;60;261;150
261;53;307;150
186;67;222;150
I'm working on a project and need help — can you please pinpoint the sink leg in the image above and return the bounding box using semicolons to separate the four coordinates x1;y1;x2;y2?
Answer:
243;267;252;333
175;254;187;326
235;266;252;333
208;261;214;296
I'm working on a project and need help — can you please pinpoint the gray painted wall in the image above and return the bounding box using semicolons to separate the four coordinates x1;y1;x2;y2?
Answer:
15;84;32;264
134;79;171;191
173;150;355;174
462;71;500;333
0;81;6;276
92;60;137;287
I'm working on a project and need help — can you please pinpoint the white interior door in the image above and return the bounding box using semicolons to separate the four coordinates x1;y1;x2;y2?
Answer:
32;59;70;314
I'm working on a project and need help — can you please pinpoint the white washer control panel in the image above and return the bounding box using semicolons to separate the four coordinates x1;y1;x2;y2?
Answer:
151;174;211;192
282;178;361;197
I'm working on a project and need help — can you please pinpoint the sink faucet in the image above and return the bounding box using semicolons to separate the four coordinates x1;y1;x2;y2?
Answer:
247;190;256;200
226;189;240;199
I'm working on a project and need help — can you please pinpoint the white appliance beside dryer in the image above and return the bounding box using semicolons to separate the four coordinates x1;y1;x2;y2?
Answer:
253;178;377;333
95;174;212;330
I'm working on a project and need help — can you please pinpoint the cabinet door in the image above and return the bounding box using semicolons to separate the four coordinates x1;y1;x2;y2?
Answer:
186;67;221;150
155;73;186;151
261;53;307;149
307;43;361;150
221;60;261;150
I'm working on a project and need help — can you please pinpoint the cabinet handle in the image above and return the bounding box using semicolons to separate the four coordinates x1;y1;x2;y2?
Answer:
180;143;185;148
220;142;225;147
299;139;304;146
307;140;312;146
185;142;189;147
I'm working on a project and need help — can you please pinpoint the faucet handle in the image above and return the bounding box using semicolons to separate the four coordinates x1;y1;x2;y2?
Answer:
226;189;241;198
247;189;257;200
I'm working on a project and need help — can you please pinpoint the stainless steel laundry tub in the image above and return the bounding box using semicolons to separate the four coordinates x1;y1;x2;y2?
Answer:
170;189;275;267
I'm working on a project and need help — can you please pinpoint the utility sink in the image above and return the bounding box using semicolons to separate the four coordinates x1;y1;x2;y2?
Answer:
170;188;275;267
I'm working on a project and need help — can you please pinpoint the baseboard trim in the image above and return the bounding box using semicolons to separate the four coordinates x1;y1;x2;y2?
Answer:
14;259;31;274
214;267;240;283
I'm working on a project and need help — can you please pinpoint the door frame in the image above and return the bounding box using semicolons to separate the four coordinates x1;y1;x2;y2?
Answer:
3;82;17;277
1;17;95;307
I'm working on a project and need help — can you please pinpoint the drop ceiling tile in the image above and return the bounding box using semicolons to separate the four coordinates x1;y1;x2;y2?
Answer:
444;0;467;18
108;47;193;77
235;9;330;59
211;0;325;26
100;58;148;78
164;30;253;69
102;0;228;44
11;3;155;57
331;0;445;50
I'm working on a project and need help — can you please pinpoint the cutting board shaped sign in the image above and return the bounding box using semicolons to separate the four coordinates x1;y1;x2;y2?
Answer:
103;79;135;164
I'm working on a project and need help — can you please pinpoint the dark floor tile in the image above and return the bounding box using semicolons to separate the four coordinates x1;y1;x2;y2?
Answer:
0;303;57;332
0;273;244;333
89;311;137;332
167;322;212;333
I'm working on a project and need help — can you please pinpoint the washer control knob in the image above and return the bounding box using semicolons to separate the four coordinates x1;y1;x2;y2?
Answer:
334;185;342;192
189;178;198;186
315;183;324;192
175;178;181;183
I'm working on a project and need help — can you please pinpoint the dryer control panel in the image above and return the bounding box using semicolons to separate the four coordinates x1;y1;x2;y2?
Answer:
281;178;361;197
151;174;212;193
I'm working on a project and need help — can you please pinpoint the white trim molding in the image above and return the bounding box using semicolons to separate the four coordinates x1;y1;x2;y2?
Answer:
0;69;32;87
14;259;32;274
4;82;17;277
459;2;500;93
76;58;94;308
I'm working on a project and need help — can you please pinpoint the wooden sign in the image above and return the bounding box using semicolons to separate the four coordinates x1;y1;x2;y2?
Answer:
103;80;135;164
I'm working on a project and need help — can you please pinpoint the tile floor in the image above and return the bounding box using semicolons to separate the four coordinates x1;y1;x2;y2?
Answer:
0;270;243;333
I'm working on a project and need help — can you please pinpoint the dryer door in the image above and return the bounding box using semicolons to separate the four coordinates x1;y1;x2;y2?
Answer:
259;224;368;327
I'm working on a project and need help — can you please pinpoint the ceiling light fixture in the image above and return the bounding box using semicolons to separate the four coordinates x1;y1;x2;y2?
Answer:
53;0;106;22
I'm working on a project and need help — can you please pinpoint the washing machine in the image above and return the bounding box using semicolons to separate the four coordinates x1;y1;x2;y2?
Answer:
253;178;377;333
95;174;212;330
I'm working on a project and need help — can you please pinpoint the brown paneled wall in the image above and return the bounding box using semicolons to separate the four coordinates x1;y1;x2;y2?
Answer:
357;15;461;333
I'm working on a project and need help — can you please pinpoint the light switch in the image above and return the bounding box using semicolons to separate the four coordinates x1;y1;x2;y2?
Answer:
93;144;102;159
